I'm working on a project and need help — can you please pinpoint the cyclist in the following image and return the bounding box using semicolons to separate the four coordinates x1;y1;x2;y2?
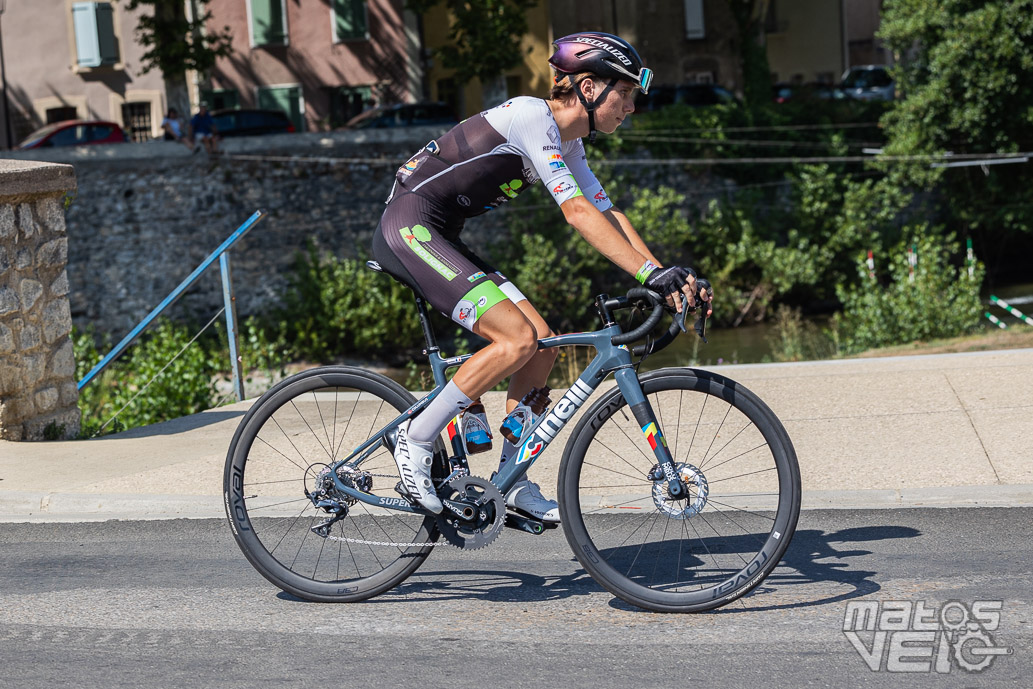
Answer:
372;31;713;518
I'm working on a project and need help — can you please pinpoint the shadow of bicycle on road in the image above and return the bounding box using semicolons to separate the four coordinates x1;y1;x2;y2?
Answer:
276;522;920;611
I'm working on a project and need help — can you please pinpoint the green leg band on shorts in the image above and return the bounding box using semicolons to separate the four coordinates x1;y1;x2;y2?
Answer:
452;280;509;328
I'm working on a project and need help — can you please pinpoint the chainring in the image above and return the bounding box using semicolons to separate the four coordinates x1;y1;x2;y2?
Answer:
435;476;505;550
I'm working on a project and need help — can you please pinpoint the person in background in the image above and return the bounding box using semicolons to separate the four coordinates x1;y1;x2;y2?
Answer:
190;103;219;154
161;108;193;150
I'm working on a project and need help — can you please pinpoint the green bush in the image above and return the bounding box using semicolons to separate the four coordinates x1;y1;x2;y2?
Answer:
832;230;985;354
276;242;425;362
75;319;220;437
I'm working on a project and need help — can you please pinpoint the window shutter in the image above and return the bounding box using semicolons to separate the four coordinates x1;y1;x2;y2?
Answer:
334;0;368;41
251;0;287;46
72;2;119;67
684;0;705;40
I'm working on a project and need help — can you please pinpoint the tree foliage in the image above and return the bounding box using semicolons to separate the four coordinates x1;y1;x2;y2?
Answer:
405;0;536;85
122;0;233;76
878;0;1033;270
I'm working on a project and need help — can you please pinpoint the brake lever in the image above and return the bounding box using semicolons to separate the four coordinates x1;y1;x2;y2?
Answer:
693;280;712;343
673;293;689;333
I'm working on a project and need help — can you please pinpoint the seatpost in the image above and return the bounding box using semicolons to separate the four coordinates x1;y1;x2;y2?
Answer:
414;294;440;353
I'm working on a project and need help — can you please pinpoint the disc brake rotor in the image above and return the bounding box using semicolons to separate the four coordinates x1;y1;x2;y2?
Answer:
436;476;505;550
652;463;709;519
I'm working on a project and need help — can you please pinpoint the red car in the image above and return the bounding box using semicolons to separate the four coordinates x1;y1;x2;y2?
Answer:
18;120;129;149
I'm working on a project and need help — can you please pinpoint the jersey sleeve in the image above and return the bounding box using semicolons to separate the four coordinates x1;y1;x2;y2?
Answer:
500;100;586;206
563;139;613;212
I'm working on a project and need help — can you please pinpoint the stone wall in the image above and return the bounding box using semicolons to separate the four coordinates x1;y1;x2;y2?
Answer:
3;128;709;337
0;161;80;441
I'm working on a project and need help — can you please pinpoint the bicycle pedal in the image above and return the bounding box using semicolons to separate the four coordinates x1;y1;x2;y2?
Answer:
504;513;554;535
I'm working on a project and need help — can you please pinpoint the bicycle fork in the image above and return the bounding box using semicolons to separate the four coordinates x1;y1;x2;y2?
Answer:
612;368;688;499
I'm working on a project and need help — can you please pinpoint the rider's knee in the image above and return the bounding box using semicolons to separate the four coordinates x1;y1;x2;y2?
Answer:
502;321;539;364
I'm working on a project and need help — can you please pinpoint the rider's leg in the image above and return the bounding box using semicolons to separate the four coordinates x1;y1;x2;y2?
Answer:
502;299;558;414
406;299;539;440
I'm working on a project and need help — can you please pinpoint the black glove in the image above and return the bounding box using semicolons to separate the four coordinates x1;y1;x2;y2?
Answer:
644;266;691;296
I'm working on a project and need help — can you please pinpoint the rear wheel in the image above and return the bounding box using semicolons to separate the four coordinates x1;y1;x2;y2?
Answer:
558;368;800;612
224;366;443;602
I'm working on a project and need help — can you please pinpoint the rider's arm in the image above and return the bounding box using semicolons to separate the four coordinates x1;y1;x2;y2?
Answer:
561;195;655;276
604;207;664;269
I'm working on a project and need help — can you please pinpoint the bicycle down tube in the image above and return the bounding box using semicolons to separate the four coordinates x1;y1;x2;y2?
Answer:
324;324;681;511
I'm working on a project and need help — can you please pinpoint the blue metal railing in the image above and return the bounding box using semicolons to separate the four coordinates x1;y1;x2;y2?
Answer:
77;210;266;401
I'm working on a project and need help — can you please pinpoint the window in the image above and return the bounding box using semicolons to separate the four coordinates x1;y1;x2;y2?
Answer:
505;75;522;99
46;107;79;124
257;85;304;132
333;0;368;41
121;102;152;142
72;2;119;67
250;0;287;46
437;78;459;119
201;89;241;111
326;85;371;127
684;0;705;40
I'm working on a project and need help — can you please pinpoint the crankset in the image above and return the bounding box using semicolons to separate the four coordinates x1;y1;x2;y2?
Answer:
435;476;505;550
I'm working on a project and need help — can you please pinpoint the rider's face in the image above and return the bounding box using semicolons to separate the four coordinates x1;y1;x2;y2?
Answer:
590;79;637;134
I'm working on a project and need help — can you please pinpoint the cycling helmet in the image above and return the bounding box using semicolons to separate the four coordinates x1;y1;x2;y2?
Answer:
549;32;652;143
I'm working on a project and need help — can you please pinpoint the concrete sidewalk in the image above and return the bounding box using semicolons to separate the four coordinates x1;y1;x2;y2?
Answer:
1;348;1031;522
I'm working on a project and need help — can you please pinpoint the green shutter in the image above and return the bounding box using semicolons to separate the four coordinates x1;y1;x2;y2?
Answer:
251;0;286;46
334;0;367;41
257;86;304;132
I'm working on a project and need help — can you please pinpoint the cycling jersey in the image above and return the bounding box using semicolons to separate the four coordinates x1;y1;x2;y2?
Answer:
373;97;613;330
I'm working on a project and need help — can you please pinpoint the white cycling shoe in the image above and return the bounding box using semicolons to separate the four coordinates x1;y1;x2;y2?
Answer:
393;421;442;514
506;479;560;523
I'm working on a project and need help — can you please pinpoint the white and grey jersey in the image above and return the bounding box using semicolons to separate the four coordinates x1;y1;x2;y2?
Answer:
390;96;612;236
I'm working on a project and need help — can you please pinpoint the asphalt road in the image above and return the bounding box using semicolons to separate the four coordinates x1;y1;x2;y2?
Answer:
0;508;1029;688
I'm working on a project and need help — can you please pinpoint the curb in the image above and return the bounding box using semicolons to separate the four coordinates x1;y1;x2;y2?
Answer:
1;485;1032;523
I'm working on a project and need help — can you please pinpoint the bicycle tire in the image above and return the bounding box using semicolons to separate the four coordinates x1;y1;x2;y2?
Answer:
558;368;800;612
224;366;444;602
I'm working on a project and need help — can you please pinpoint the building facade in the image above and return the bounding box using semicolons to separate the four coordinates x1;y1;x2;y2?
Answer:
203;0;422;131
420;1;553;119
0;0;172;147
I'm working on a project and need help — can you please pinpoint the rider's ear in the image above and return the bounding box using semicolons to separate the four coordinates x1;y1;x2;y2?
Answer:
579;77;596;100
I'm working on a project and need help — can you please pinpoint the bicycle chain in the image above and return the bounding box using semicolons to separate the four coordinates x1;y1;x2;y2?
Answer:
315;470;446;548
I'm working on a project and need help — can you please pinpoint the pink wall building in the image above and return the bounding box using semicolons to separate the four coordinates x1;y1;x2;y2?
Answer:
203;0;422;131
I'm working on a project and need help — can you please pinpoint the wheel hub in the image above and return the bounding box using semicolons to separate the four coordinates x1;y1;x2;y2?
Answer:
651;463;709;519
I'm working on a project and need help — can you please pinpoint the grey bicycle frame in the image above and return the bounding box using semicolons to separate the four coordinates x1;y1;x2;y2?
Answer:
325;324;680;515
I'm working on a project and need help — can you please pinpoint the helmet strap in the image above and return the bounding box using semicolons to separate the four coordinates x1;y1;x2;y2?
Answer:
573;77;618;145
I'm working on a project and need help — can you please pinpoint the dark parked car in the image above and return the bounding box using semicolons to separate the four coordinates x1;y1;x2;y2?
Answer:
839;65;895;101
18;120;129;149
343;102;458;129
210;109;296;137
634;84;738;112
773;82;842;103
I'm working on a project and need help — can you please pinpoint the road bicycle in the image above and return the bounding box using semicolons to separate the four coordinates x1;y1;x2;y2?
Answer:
224;263;801;612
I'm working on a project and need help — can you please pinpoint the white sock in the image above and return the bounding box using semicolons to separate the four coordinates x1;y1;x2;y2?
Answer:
408;379;474;444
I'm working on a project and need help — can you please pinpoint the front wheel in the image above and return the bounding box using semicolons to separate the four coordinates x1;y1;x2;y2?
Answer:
558;368;801;612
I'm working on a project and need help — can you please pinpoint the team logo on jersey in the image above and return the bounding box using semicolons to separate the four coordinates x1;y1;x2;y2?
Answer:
457;194;471;207
547;127;559;143
454;299;476;324
468;271;486;282
594;190;609;203
552;180;577;195
522;167;540;184
400;158;419;176
500;179;524;198
543;144;560;152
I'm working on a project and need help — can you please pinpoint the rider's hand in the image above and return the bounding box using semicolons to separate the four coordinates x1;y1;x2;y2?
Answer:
643;266;691;311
